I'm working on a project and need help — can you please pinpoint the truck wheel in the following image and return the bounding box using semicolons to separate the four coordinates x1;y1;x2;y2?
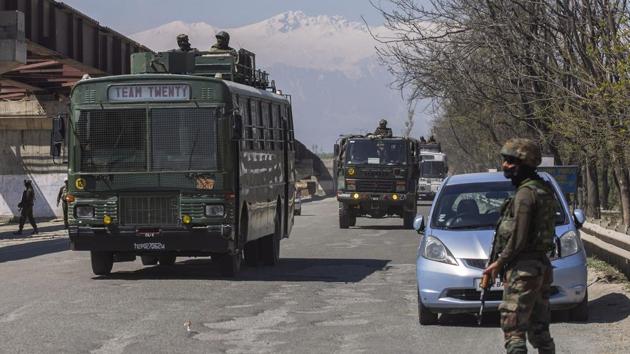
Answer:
141;255;158;266
158;255;176;266
244;240;260;267
349;215;357;227
261;210;281;265
90;251;113;276
339;210;350;229
418;289;438;325
569;289;588;322
218;252;242;277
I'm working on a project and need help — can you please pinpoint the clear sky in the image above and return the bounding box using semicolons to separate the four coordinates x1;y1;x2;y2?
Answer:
60;0;402;34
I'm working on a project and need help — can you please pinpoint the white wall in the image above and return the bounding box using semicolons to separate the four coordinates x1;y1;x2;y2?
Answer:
0;173;66;220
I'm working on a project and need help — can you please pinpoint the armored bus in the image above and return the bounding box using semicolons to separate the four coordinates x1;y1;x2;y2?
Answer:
54;49;296;277
334;134;420;229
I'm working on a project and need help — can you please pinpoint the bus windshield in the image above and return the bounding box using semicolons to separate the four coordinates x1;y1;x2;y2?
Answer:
346;139;407;165
77;108;218;172
420;161;447;178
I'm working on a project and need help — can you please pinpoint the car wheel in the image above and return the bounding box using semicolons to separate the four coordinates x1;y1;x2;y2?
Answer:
90;251;113;276
140;255;158;266
418;289;438;325
569;289;588;322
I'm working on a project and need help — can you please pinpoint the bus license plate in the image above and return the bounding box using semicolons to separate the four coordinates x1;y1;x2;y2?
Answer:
475;278;504;291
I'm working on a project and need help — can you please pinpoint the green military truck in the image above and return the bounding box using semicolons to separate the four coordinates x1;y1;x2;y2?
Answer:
334;134;420;229
51;49;296;277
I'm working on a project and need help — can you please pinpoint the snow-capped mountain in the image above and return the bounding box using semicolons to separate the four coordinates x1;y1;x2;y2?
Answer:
131;11;428;149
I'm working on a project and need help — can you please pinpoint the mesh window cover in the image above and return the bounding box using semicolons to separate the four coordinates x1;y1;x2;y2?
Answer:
77;110;147;172
151;108;218;171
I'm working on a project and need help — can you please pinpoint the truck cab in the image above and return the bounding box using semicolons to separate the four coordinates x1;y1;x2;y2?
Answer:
334;134;419;229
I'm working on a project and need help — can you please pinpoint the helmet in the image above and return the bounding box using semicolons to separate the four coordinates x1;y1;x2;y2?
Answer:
500;138;541;167
216;31;230;41
176;33;188;41
379;119;387;126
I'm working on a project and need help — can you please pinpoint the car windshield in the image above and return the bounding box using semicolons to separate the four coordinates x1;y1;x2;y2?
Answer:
346;139;407;165
431;181;567;230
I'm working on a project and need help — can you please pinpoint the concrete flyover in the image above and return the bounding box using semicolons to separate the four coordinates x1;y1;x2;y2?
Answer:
0;0;151;222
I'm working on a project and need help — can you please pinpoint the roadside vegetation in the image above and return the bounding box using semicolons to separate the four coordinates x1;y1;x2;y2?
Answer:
373;0;630;224
587;256;630;291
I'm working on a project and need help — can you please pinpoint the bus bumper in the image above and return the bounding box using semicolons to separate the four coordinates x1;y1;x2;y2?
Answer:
69;225;233;254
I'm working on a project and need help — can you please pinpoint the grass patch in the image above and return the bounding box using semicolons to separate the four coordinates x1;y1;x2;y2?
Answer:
587;256;630;291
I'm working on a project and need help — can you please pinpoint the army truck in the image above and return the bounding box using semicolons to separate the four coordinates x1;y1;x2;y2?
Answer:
334;134;420;229
51;48;296;277
417;143;447;200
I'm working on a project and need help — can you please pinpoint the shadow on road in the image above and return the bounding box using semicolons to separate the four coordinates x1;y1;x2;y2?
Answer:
428;292;630;327
354;225;408;230
96;257;391;282
0;224;66;240
0;238;69;263
586;292;630;324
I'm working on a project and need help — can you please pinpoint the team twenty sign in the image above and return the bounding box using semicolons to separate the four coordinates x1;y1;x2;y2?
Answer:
108;84;190;102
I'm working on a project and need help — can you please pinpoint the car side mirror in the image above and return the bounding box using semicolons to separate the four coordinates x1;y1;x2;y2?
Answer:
413;215;425;234
573;209;586;229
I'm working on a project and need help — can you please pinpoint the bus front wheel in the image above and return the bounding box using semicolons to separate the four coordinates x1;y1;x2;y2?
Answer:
90;251;113;276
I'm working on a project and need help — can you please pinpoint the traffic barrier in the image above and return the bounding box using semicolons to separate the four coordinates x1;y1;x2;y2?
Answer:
580;222;630;278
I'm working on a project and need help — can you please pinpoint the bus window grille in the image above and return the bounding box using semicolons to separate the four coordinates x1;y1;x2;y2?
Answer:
77;109;147;172
151;108;218;171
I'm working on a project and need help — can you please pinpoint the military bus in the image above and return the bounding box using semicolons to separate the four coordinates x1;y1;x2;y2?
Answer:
52;49;296;277
334;134;420;229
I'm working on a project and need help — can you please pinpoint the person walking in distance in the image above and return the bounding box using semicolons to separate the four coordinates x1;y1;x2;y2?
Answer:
57;179;69;229
14;179;39;235
483;138;556;354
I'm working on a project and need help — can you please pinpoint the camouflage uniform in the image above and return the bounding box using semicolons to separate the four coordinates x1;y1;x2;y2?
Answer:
493;138;556;354
208;31;237;56
16;180;38;234
374;119;393;137
57;180;69;228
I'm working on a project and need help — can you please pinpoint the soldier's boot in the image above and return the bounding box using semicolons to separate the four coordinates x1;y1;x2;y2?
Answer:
31;228;39;235
13;230;22;235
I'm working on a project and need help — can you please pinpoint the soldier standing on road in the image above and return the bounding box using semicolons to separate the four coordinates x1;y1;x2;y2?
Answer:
483;138;556;354
14;179;39;235
57;179;69;229
374;119;393;137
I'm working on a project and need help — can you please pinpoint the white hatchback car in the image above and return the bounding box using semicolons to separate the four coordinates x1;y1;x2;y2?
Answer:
414;172;587;325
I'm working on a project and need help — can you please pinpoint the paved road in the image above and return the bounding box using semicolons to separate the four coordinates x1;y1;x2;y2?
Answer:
1;198;630;353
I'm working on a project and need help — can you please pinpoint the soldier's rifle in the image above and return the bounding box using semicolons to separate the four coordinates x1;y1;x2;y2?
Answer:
478;229;499;325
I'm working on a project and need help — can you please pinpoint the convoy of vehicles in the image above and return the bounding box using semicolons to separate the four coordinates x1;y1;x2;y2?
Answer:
412;172;588;325
334;134;420;228
417;143;447;200
55;48;296;277
46;34;592;332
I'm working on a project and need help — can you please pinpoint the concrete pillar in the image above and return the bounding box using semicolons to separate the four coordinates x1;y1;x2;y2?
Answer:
0;95;69;223
0;11;26;75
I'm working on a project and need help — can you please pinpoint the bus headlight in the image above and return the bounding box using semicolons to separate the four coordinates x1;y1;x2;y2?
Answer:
182;214;192;224
75;205;94;218
205;205;225;217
